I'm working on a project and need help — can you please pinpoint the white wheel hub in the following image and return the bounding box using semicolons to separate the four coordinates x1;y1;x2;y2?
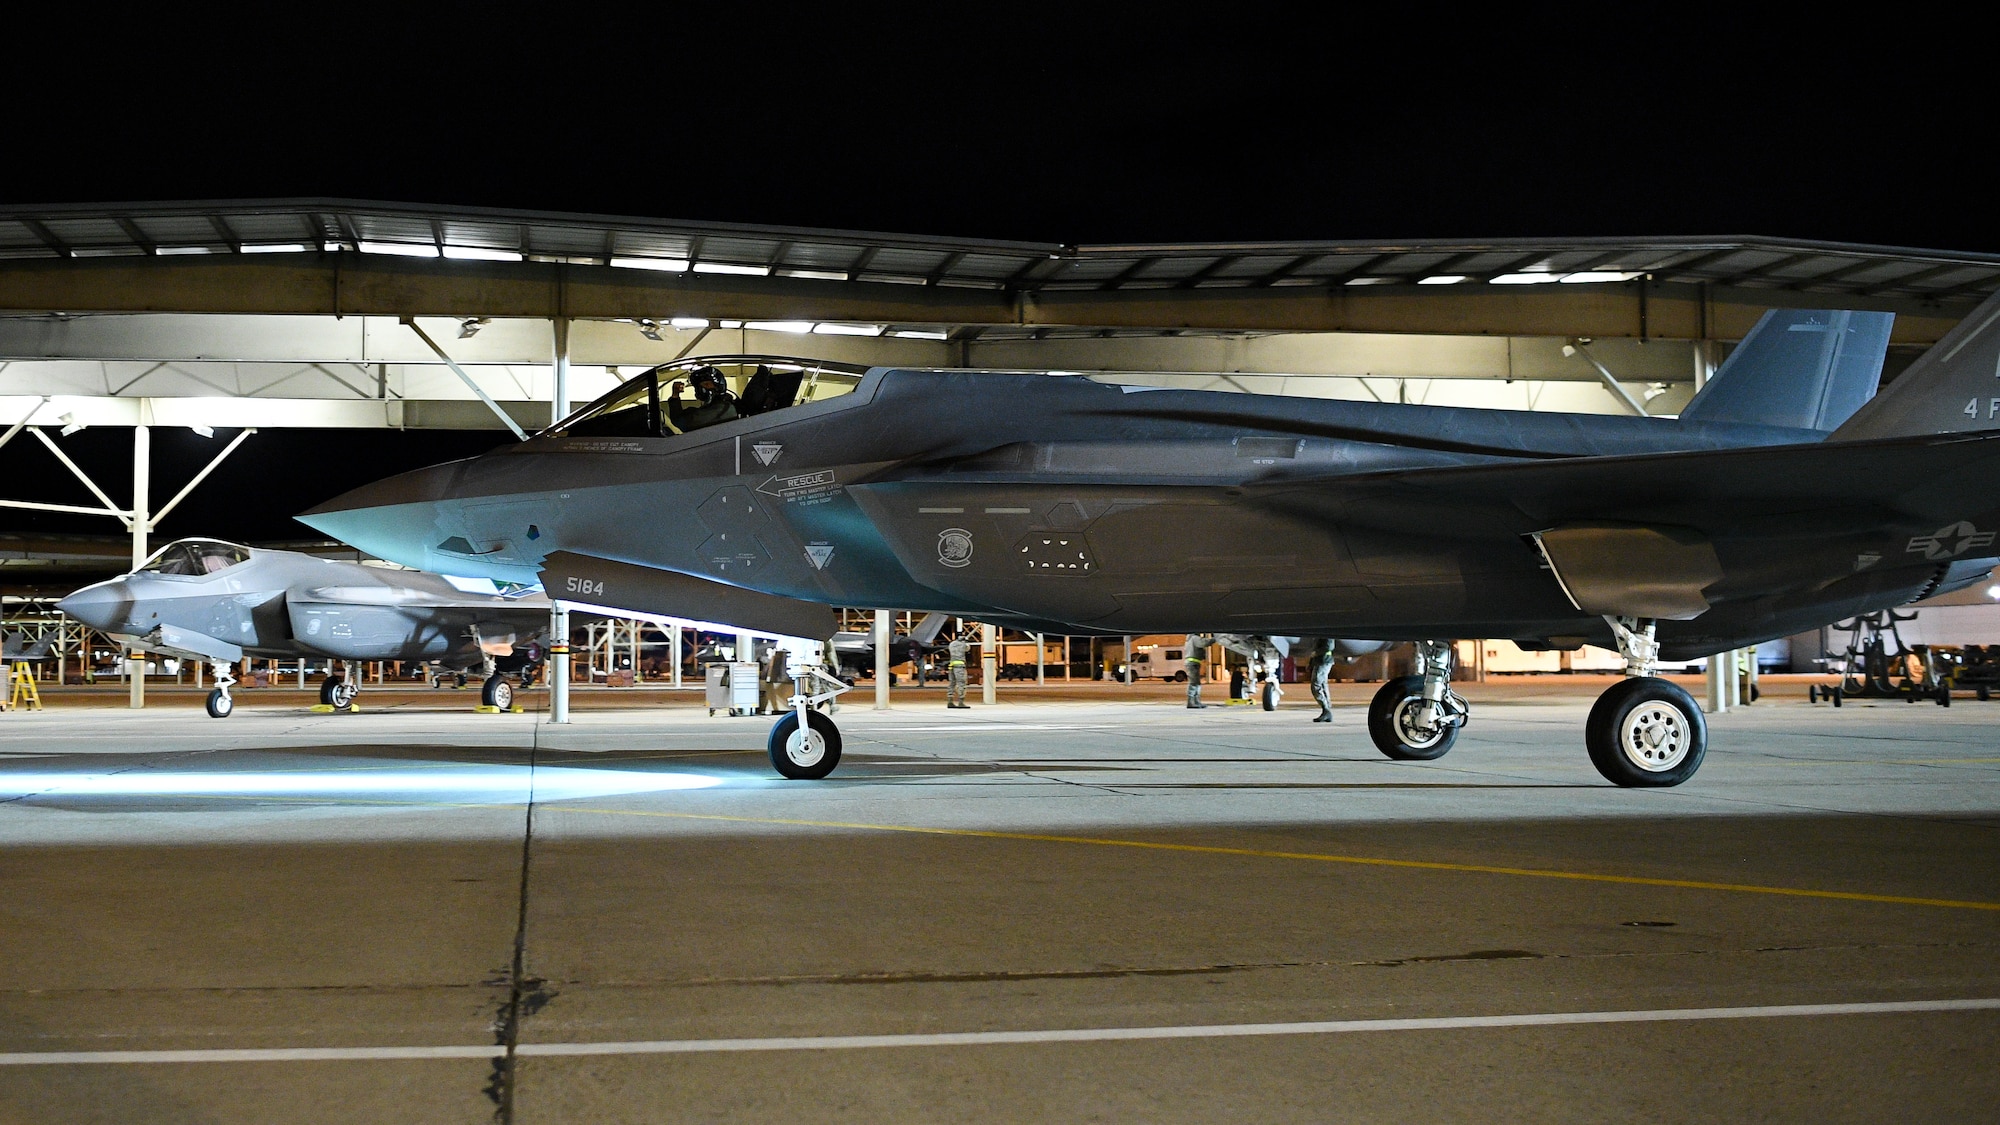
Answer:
1619;701;1691;772
786;726;826;767
1392;697;1448;749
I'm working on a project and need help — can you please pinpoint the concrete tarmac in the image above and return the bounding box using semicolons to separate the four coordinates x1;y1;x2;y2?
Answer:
1;678;1996;1122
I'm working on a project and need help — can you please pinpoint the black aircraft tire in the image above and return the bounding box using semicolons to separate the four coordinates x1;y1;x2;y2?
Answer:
1585;677;1707;788
481;675;513;710
319;677;340;706
768;710;842;780
1260;681;1278;711
328;680;359;710
205;689;233;719
1367;675;1458;761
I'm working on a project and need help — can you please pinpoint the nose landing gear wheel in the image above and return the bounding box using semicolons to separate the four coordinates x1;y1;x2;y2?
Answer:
1260;681;1278;711
481;675;513;710
1585;677;1707;787
205;689;234;719
768;709;843;779
320;676;358;710
1366;675;1458;760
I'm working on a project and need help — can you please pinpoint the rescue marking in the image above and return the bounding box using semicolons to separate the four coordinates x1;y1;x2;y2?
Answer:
3;999;1994;1065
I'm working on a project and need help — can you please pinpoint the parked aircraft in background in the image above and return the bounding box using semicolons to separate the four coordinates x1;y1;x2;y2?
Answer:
57;539;549;717
829;610;951;682
1;630;54;662
301;301;2000;786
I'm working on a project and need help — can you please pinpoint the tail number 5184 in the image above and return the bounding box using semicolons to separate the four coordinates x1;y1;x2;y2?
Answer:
565;577;605;596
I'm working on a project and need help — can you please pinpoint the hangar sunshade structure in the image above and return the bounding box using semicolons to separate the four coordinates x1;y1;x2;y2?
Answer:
6;198;2000;716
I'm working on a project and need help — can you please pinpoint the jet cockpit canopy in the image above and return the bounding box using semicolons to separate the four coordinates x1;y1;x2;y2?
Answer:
543;355;867;439
137;538;253;576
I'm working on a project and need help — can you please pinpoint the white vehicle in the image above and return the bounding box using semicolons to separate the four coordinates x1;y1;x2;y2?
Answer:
1127;643;1190;681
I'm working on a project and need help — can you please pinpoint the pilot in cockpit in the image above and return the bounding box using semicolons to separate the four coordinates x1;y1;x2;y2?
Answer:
666;365;740;433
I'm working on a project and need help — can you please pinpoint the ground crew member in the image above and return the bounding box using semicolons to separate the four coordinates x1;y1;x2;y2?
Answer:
1184;634;1214;708
945;633;971;708
1309;638;1336;722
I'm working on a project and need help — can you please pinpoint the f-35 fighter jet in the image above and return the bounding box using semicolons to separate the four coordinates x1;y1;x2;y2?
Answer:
301;300;2000;784
57;539;549;717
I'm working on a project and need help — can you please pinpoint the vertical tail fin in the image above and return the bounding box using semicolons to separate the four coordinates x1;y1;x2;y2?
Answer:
1833;290;2000;441
909;611;951;645
1680;308;1892;431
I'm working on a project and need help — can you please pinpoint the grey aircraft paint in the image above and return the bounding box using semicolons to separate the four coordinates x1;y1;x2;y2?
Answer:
57;539;550;714
298;303;2000;784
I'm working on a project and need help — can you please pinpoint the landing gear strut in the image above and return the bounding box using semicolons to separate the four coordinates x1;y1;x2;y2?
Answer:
1367;640;1467;760
767;642;852;779
1587;617;1707;787
205;660;236;719
320;661;359;710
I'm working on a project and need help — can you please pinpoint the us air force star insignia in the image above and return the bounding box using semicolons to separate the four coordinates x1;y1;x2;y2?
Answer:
937;528;974;568
1907;520;1997;560
751;442;783;466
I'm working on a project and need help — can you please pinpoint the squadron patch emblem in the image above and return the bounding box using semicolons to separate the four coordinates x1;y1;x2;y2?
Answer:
937;528;974;568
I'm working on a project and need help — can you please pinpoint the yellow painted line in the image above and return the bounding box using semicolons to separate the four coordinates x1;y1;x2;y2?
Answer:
554;807;2000;913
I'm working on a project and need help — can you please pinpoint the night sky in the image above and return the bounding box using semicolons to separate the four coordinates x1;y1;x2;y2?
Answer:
2;19;1986;560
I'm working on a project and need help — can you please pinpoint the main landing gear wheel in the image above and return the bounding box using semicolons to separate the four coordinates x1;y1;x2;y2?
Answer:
320;676;358;710
205;688;234;719
1260;681;1279;711
481;674;513;710
768;710;842;780
1367;675;1458;760
1585;677;1707;787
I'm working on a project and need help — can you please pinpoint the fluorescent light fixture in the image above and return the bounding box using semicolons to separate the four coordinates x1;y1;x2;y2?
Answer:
610;256;690;272
1418;275;1467;285
719;319;744;328
778;268;850;281
58;412;85;436
322;242;350;252
1490;272;1560;284
889;329;949;340
1988;585;2000;599
1343;276;1395;286
1560;271;1641;283
357;241;440;258
812;323;884;336
443;245;524;262
156;246;213;256
458;317;489;339
635;318;663;341
240;243;310;254
189;424;214;438
668;317;709;330
692;262;772;276
745;320;814;334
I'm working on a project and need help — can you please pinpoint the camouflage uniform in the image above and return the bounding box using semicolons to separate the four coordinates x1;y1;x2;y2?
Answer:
1185;634;1214;708
946;637;970;708
1309;638;1336;722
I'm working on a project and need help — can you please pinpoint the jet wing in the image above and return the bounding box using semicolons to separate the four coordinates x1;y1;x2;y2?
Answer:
297;585;546;612
539;551;837;640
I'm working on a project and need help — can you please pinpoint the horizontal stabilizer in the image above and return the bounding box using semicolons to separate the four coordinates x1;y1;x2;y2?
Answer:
540;551;836;640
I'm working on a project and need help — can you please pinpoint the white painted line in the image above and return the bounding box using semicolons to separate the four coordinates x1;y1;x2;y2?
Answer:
2;999;1994;1066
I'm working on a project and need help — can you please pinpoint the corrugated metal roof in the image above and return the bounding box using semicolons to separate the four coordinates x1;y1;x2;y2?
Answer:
6;199;2000;304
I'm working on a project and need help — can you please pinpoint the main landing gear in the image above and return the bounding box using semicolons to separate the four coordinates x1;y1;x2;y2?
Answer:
1367;640;1468;760
205;660;236;719
767;642;852;780
1587;617;1706;787
481;674;513;710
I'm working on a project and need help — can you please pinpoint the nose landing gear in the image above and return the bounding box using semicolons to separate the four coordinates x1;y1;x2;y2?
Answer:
205;661;237;719
768;642;852;779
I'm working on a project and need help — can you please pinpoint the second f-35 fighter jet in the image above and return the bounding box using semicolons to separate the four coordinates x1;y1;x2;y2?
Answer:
300;298;2000;785
57;539;550;717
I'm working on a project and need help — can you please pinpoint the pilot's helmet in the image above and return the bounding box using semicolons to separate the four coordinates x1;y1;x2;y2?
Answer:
690;366;727;399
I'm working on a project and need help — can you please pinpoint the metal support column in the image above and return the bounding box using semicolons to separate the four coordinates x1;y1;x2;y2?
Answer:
981;622;998;705
1035;632;1045;686
873;609;891;710
550;317;572;723
1705;653;1729;714
1122;635;1133;683
129;423;148;708
670;624;683;687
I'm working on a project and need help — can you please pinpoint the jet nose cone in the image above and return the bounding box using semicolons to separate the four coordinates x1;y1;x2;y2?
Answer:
57;580;131;631
298;462;468;568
